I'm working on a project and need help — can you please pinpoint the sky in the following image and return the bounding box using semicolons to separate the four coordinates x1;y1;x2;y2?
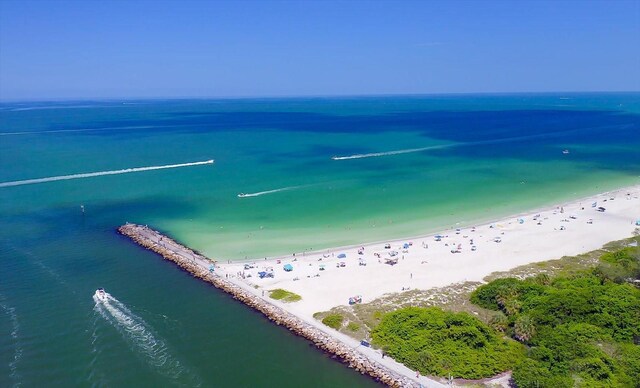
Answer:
0;0;639;100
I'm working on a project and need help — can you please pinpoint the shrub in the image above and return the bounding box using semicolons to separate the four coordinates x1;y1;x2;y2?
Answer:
322;314;344;329
479;246;640;387
268;289;302;302
371;307;524;379
346;322;360;332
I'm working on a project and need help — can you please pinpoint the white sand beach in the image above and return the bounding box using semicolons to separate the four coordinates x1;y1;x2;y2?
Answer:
217;185;640;318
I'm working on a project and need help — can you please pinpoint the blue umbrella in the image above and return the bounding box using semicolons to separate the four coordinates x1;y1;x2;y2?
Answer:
337;253;346;259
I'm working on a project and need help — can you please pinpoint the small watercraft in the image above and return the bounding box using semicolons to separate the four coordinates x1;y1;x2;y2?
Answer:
562;149;570;154
237;193;247;198
94;288;108;303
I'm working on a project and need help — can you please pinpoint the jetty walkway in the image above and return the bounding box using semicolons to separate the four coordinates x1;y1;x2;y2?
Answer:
118;223;435;388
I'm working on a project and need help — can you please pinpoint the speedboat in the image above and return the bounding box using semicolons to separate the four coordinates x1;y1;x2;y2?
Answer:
237;193;247;198
562;149;570;154
94;288;108;303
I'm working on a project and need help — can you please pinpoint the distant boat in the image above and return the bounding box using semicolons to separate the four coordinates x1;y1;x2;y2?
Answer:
94;288;108;303
331;156;339;160
562;149;570;154
237;193;247;198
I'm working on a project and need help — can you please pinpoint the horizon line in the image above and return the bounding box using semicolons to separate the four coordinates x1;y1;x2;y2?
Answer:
1;90;639;104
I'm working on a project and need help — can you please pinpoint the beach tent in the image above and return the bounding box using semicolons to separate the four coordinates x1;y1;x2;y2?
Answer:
636;219;640;226
283;264;293;271
518;218;524;224
337;253;347;259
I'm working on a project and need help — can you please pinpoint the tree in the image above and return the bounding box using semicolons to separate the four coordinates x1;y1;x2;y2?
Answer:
490;312;509;333
514;315;536;343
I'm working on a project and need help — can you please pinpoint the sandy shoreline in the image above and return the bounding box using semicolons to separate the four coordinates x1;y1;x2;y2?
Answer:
122;183;639;387
232;182;640;263
217;184;640;317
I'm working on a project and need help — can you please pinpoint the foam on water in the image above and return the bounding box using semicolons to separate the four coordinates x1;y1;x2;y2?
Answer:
238;185;303;198
0;160;214;188
0;125;158;136
331;144;452;160
331;127;605;161
1;296;23;387
92;292;200;386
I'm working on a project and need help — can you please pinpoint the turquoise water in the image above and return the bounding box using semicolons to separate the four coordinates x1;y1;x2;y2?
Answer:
1;94;639;386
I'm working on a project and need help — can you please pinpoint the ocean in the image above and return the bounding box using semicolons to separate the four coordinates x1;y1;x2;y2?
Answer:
1;93;639;386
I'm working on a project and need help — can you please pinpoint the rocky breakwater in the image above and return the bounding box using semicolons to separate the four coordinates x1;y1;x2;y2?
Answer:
118;223;421;387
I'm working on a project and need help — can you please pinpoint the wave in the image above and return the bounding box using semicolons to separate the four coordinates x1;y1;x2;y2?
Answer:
1;296;23;387
0;160;214;188
238;185;301;198
93;292;200;385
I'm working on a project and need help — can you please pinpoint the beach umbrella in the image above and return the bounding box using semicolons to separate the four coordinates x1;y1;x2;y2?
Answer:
337;253;347;258
403;243;410;249
283;264;293;271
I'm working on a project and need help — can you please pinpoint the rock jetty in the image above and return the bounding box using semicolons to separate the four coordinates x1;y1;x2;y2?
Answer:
118;223;421;387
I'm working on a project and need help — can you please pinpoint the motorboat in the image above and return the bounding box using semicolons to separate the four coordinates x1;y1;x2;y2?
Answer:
94;288;108;303
562;149;570;154
237;193;247;198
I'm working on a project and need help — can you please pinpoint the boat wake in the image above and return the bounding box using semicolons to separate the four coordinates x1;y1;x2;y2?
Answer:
0;125;157;136
92;291;200;385
330;128;597;161
0;160;214;188
331;144;452;160
238;185;301;198
0;296;23;386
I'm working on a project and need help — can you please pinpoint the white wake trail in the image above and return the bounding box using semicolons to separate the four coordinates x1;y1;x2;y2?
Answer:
331;144;452;160
0;125;157;136
93;292;200;385
1;297;23;387
238;185;302;198
0;160;214;188
330;128;596;161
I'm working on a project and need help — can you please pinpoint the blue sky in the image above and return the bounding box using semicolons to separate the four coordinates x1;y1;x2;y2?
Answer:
0;0;638;100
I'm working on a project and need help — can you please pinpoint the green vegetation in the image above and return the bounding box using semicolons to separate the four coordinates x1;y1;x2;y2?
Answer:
268;288;301;302
322;314;344;329
371;307;524;379
313;237;640;384
346;322;360;332
470;243;640;387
